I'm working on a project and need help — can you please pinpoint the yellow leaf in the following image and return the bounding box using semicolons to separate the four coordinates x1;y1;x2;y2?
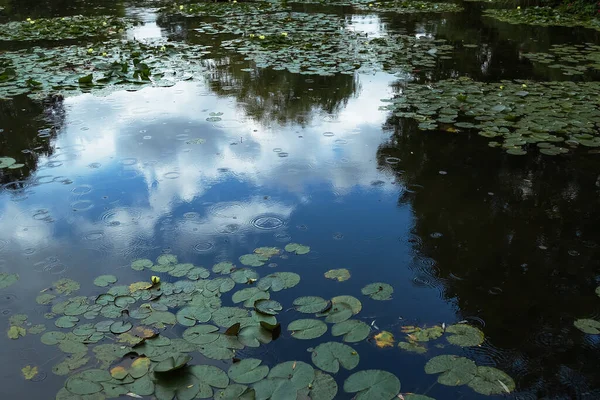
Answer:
129;281;153;293
22;365;38;380
374;331;395;348
8;325;26;339
110;365;128;380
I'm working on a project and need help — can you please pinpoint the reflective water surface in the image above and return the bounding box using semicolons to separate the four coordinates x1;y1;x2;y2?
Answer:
1;0;600;399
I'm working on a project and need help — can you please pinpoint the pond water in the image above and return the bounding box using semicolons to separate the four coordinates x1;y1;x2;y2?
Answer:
1;1;600;399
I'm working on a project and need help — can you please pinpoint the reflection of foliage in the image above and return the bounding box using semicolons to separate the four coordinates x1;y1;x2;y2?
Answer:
0;94;64;184
377;114;600;398
484;7;600;31
205;65;358;126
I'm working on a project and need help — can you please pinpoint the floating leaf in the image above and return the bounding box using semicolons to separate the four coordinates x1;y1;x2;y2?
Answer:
232;287;270;308
212;307;249;327
398;341;427;354
445;324;484;346
131;259;153;271
257;272;300;292
468;366;515;395
311;342;359;373
331;295;362;314
56;316;79;329
310;370;338;400
239;254;268;267
574;318;600;334
288;319;327;340
324;268;351;282
93;275;117;287
231;268;259;284
0;272;19;289
154;354;192;373
176;306;212;326
269;361;315;390
8;325;26;339
157;254;177;266
182;324;220;345
213;261;235;274
284;243;310;255
402;325;443;342
52;353;90;376
228;358;269;384
142;310;176;328
53;278;80;295
254;299;282;316
41;331;66;345
424;355;477;386
374;331;395;348
129;281;153;293
343;369;401;400
293;296;331;314
110;321;132;334
254;247;280;258
331;320;370;343
65;376;103;395
36;293;56;305
361;282;393;300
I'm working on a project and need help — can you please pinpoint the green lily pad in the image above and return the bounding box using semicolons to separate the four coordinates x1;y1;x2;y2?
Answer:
257;272;300;292
231;268;259;284
182;324;220;345
331;320;370;343
574;318;600;334
398;341;427;354
361;282;393;300
213;307;249;327
52;353;90;376
27;324;46;335
254;247;280;258
239;254;268;267
311;342;359;373
332;295;362;314
65;376;103;395
176;306;212;326
284;243;310;255
318;302;353;324
109;321;132;334
56;316;79;328
154;354;192;373
228;358;269;384
206;277;236;293
131;259;153;271
189;364;230;388
324;268;351;282
238;324;273;347
142;310;176;328
41;331;66;345
157;254;178;265
254;299;282;316
7;325;26;339
288;319;327;340
0;272;19;289
213;261;236;274
269;361;315;390
310;370;338;400
169;263;196;277
53;278;80;295
445;324;485;346
468;366;515;395
36;293;56;305
407;326;444;342
343;369;401;400
232;287;270;308
294;296;331;314
424;355;477;386
187;267;210;280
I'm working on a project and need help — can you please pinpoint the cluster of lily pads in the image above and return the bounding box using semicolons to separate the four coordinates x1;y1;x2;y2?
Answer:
288;0;463;13
0;157;24;169
483;7;600;31
2;241;518;399
0;39;210;99
0;15;133;41
380;78;600;155
573;285;600;335
163;1;290;17
195;11;454;75
522;42;600;76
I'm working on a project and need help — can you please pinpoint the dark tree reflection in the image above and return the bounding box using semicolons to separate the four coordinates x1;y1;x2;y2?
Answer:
377;113;600;398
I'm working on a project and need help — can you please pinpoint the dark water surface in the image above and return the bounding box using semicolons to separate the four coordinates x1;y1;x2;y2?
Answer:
1;1;600;399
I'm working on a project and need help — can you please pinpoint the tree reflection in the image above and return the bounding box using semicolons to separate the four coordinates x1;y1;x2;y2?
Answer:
0;94;64;184
377;112;600;397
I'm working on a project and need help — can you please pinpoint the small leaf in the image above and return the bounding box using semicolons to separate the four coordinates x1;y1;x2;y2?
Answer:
361;282;393;300
574;318;600;334
324;268;351;282
468;366;515;395
445;324;484;346
22;365;38;380
374;331;395;348
284;243;310;255
288;319;327;340
0;272;19;289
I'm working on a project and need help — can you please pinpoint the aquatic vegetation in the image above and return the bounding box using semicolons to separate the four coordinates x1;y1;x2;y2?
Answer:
5;245;514;399
324;268;351;281
574;318;600;334
0;15;133;41
483;7;600;31
163;1;290;17
0;39;210;99
0;272;19;288
522;43;600;76
380;78;600;155
289;0;463;13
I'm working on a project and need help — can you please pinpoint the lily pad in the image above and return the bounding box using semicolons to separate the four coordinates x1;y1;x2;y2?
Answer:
445;324;485;346
213;261;236;274
0;272;19;289
254;299;282;316
284;243;310;255
574;318;600;334
257;272;300;291
288;319;327;340
182;324;220;345
154;354;192;373
324;268;351;282
424;355;477;386
176;306;212;326
398;341;427;354
361;282;393;300
93;275;117;287
331;320;370;343
228;358;269;384
294;296;331;314
311;342;359;373
343;369;401;400
374;331;395;348
65;376;103;395
131;259;153;271
109;321;132;334
232;287;270;308
239;254;268;267
231;268;259;284
318;302;353;323
56;316;79;329
54;278;80;295
468;366;515;395
36;293;56;305
213;307;249;327
310;370;338;400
